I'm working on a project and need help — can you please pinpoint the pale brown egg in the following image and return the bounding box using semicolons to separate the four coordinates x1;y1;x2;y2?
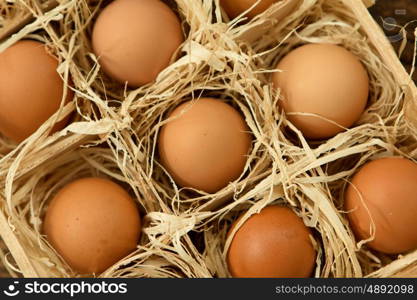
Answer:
272;43;369;140
158;98;252;193
220;0;299;20
44;177;141;274
227;206;316;278
92;0;184;87
0;40;72;143
345;157;417;254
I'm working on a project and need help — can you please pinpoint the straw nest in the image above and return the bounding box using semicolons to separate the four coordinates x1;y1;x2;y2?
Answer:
0;0;417;278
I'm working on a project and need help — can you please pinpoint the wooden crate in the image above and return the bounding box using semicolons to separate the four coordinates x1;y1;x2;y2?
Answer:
0;0;417;278
0;0;59;41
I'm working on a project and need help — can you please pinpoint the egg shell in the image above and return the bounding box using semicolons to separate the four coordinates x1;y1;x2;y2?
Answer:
43;177;141;274
220;0;298;20
272;43;369;140
345;157;417;254
92;0;184;87
158;98;252;193
0;40;72;143
227;206;316;278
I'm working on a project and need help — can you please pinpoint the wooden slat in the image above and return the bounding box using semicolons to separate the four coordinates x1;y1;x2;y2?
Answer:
346;0;417;277
362;0;376;8
344;0;417;99
0;0;59;42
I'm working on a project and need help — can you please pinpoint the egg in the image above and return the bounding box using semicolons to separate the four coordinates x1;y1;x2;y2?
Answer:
227;206;316;278
220;0;299;20
43;177;141;274
158;98;251;193
0;40;72;143
345;157;417;254
272;43;369;140
92;0;184;87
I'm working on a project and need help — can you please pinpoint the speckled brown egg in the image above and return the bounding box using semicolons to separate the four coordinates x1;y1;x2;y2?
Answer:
220;0;299;20
92;0;184;87
43;177;141;274
345;157;417;254
227;206;316;278
272;43;369;140
158;98;252;193
0;40;72;143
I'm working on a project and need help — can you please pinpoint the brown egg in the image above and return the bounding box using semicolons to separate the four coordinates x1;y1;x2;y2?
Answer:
272;43;369;140
227;206;316;278
92;0;184;87
220;0;299;20
44;177;141;274
345;157;417;254
158;98;251;193
0;40;72;143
